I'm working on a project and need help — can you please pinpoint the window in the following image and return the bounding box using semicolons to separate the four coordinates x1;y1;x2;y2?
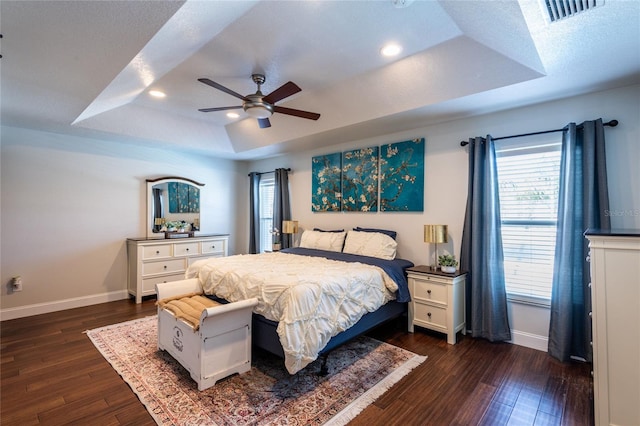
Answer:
495;136;562;305
258;174;275;253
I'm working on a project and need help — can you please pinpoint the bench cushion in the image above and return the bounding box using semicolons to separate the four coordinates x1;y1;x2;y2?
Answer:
157;293;220;330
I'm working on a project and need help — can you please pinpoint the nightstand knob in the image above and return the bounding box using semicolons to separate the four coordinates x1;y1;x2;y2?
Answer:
427;290;431;295
427;312;432;318
186;248;189;251
164;265;167;269
156;250;160;254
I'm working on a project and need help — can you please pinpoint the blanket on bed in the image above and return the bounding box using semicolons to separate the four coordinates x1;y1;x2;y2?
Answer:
186;251;400;374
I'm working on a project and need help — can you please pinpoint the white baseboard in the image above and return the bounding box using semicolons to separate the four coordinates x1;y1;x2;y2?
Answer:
509;329;548;352
0;290;130;321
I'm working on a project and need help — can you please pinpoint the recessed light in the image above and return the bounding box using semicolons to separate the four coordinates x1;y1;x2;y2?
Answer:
148;90;166;98
226;112;240;119
380;43;402;57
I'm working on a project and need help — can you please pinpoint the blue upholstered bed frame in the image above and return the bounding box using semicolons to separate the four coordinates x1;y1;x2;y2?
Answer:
252;300;408;358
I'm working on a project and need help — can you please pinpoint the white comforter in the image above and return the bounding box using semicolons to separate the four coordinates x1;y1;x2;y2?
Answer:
186;252;398;374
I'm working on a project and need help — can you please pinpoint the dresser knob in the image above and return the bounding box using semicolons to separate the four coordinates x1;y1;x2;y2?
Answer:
156;250;160;254
427;312;432;318
427;290;431;295
186;248;189;251
164;265;167;269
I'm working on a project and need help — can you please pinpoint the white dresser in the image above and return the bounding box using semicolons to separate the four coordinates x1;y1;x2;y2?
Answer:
586;230;640;426
407;266;466;344
127;234;229;303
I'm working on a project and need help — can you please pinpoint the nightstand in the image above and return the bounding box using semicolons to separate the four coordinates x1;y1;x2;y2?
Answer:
407;265;466;344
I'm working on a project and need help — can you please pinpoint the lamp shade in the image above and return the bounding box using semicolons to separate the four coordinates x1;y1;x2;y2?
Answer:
282;220;299;234
424;225;448;244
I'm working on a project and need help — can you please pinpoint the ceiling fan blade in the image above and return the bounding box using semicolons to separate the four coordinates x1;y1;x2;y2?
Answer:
273;106;320;121
258;118;271;129
198;106;242;112
263;81;301;104
198;78;248;101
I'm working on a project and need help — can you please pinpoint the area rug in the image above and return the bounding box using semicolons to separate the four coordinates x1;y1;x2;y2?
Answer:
86;316;426;425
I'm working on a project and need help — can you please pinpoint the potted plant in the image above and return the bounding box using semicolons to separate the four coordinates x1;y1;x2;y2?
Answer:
271;227;281;251
165;221;179;232
438;254;458;273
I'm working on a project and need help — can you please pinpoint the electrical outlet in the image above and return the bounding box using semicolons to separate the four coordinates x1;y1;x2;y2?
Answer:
12;276;23;292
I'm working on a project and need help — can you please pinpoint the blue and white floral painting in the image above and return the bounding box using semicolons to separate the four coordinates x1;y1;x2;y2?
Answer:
341;146;379;212
311;152;342;212
168;182;200;213
379;138;424;211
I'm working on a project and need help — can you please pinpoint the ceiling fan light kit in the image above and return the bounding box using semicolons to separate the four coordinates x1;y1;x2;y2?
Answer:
198;73;320;128
243;97;274;119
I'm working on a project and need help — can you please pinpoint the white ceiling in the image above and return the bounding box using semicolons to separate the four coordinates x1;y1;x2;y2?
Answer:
1;0;638;160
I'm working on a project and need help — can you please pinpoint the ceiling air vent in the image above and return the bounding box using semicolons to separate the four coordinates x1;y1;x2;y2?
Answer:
544;0;604;22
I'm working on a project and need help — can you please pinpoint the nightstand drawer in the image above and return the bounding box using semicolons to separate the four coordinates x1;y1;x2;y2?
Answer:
413;303;447;330
142;258;185;276
143;244;172;260
174;242;200;256
412;279;447;305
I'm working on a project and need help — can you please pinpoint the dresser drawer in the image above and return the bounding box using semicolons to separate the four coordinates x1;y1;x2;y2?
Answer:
412;279;447;305
143;244;172;259
142;273;186;293
174;242;200;256
201;239;226;255
413;303;447;330
142;258;185;276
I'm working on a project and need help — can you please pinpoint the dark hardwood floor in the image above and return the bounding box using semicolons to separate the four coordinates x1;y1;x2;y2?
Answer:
1;298;593;425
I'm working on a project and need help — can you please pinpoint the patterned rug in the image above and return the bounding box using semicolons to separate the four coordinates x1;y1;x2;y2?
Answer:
87;316;426;425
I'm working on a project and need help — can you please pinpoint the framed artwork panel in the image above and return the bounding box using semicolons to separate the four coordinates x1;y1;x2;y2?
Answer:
341;146;379;212
311;152;342;212
379;138;424;212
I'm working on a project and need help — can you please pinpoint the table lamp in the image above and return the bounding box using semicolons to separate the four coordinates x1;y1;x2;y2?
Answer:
282;220;299;247
424;224;448;269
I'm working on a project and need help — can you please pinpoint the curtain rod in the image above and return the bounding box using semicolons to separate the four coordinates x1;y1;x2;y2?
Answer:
248;168;291;177
459;119;619;146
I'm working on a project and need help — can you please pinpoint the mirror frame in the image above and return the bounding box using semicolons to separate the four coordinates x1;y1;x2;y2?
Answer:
146;176;205;238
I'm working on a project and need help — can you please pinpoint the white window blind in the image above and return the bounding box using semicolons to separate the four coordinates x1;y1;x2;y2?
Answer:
495;139;561;303
258;174;275;253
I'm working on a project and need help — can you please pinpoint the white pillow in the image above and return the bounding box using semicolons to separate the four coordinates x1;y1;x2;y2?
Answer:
342;230;397;260
299;230;346;252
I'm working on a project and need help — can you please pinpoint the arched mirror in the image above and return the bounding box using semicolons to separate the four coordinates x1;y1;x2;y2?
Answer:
146;176;204;238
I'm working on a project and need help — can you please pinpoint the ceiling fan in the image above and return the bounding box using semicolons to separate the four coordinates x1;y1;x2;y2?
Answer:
197;74;321;129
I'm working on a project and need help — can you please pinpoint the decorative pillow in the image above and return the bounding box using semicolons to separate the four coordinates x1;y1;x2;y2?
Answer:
299;230;347;252
313;228;345;233
354;227;397;240
343;230;398;260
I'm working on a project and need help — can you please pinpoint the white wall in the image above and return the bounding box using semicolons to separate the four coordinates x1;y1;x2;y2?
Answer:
248;84;640;351
0;126;248;318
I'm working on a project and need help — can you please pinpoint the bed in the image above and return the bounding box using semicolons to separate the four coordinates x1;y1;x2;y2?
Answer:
178;229;414;374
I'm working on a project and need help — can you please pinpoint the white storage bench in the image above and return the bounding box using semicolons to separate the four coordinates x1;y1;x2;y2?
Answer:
156;279;258;391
